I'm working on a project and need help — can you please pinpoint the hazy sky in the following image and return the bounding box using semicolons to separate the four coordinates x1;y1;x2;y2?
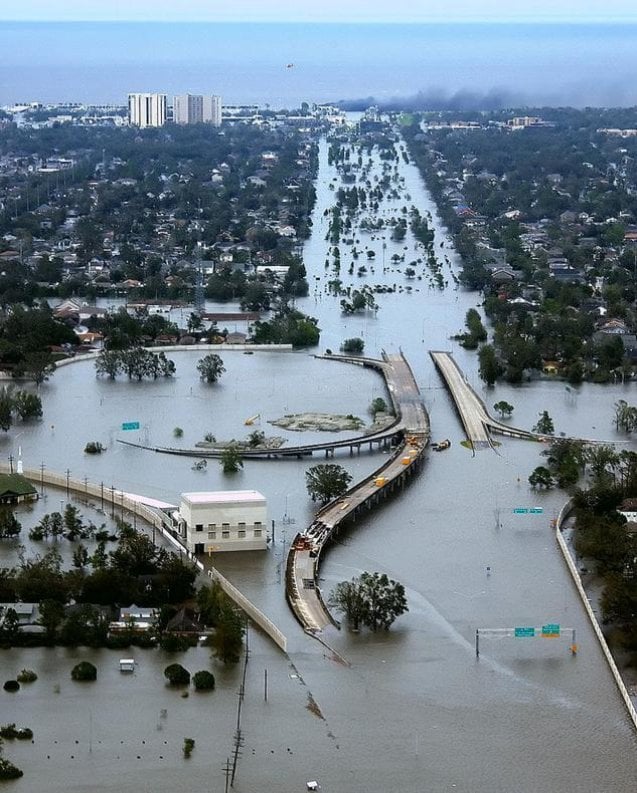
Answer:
1;0;636;23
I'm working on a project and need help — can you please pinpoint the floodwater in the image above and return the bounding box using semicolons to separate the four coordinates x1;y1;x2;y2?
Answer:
2;133;637;792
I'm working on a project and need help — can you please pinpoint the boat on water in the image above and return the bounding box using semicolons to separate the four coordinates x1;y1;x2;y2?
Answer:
431;439;451;452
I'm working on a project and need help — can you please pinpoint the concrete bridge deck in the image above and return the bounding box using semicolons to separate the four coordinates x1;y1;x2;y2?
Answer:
286;351;430;631
430;351;546;450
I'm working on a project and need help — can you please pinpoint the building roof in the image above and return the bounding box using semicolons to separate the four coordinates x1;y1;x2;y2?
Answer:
0;474;37;497
181;490;265;505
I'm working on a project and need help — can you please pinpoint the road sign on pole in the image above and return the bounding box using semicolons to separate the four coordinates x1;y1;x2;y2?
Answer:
514;627;536;637
542;624;560;637
121;421;140;431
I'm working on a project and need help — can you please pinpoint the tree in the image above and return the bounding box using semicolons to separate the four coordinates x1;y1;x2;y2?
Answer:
192;670;216;691
528;466;555;489
341;337;365;354
328;579;367;630
71;661;97;681
0;607;20;642
12;390;42;421
63;504;84;540
543;438;586;489
197;353;225;384
72;544;89;571
247;430;265;448
478;344;501;387
95;350;121;379
533;410;555;435
209;602;245;664
329;572;408;631
493;401;514;419
0;509;21;538
0;738;23;780
359;572;409;631
38;598;65;641
22;351;56;385
164;663;190;685
369;397;391;416
0;388;13;432
220;444;243;474
305;464;352;504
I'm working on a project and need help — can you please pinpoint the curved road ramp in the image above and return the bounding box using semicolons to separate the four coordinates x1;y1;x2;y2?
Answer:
286;351;430;632
429;351;543;452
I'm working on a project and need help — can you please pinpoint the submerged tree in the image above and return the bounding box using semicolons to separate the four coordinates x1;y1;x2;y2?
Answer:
329;572;408;631
197;353;226;384
220;444;243;474
493;401;514;419
305;464;352;504
533;410;555;435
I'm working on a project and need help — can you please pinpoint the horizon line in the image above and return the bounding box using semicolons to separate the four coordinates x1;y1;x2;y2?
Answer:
2;17;637;24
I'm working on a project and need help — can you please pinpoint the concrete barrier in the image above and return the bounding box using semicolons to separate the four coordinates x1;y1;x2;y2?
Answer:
555;500;637;730
1;463;287;653
53;342;294;370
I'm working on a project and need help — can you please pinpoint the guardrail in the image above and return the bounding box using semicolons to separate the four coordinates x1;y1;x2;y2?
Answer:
555;499;637;730
1;463;287;653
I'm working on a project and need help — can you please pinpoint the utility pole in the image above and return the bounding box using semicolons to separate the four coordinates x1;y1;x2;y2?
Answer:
8;454;13;474
40;462;45;495
223;758;232;793
65;468;70;497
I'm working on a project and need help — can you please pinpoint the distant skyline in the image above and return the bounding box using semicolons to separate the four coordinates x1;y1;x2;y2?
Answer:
1;0;637;23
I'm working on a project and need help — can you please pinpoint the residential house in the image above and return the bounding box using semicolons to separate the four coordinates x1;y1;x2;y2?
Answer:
0;474;38;505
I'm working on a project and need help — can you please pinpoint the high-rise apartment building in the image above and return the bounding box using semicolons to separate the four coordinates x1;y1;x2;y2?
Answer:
173;94;204;125
172;94;222;126
128;93;167;128
202;95;222;127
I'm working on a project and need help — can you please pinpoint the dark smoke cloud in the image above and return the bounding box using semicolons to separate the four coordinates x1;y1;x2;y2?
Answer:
337;88;522;112
336;80;637;112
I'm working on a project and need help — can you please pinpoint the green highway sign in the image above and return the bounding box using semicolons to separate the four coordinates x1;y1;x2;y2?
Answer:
529;507;544;514
121;421;140;431
542;624;560;637
512;508;529;514
514;627;535;638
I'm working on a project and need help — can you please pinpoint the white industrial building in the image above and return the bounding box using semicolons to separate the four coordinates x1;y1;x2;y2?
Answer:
176;490;268;554
128;93;167;128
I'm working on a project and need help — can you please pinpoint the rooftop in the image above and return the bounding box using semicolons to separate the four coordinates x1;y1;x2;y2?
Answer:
182;490;265;504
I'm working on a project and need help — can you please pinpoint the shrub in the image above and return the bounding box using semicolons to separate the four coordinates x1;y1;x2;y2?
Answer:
159;634;193;653
16;669;37;683
2;681;19;692
0;757;23;780
0;724;32;740
369;397;390;417
164;664;190;686
340;337;365;354
71;661;97;682
183;737;195;758
84;441;104;454
192;670;216;691
173;427;184;438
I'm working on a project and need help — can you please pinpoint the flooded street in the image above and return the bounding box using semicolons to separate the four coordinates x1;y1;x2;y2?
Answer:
2;131;637;792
